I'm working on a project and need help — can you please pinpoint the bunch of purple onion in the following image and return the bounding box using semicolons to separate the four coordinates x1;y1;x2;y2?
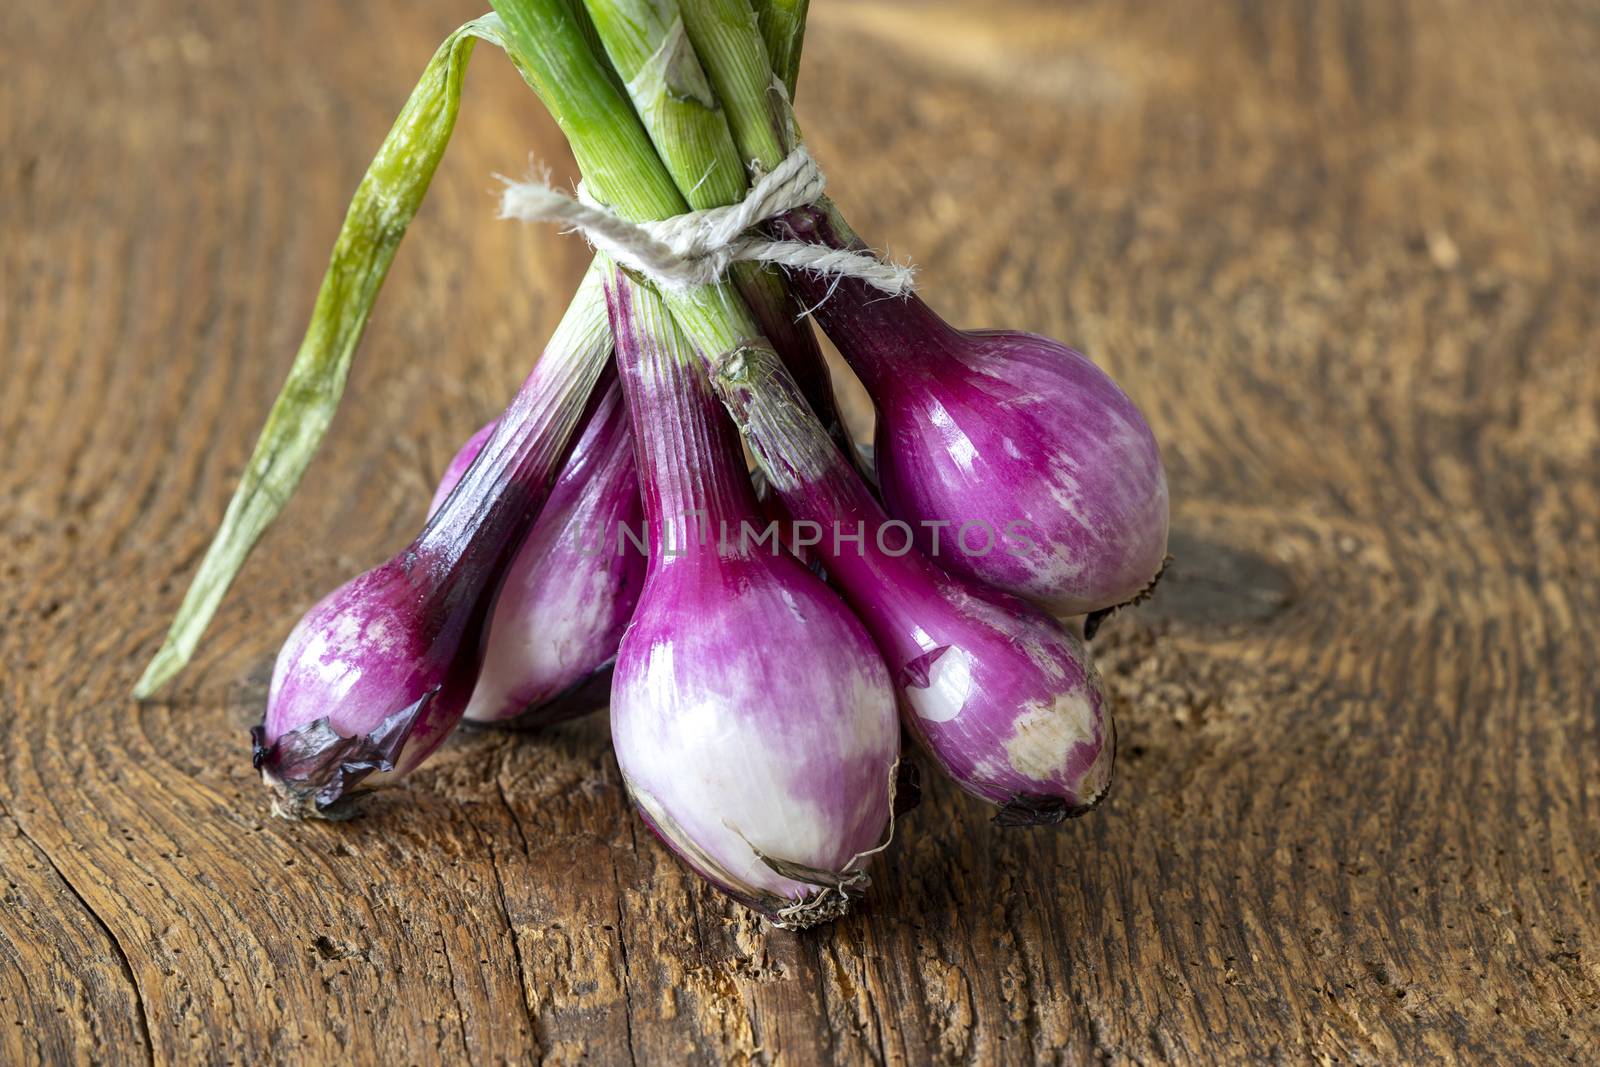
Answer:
136;0;1168;929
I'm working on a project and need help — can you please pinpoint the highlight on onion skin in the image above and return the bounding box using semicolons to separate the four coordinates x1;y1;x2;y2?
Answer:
427;378;645;725
772;208;1169;617
712;341;1115;825
604;266;900;927
254;266;614;818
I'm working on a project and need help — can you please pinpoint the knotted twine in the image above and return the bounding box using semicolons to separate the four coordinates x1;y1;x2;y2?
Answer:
497;146;914;296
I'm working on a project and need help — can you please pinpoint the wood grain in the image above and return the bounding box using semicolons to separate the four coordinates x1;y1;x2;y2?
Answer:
4;0;1598;1062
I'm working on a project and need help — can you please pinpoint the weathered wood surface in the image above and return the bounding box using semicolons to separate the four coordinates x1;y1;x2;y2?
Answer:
4;0;1598;1062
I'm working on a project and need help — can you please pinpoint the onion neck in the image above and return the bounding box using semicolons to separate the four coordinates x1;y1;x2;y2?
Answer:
415;264;613;599
771;203;965;395
607;267;760;562
735;263;848;450
711;344;942;609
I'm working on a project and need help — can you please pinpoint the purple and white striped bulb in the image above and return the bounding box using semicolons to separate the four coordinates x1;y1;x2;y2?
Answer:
605;268;900;927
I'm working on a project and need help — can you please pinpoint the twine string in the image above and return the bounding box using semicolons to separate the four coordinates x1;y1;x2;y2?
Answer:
497;146;914;295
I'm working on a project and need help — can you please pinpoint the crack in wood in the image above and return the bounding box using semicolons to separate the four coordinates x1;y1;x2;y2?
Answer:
5;807;156;1066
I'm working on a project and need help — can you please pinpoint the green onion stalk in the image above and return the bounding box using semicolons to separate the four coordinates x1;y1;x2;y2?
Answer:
573;0;852;453
750;0;808;98
134;16;505;698
672;0;856;243
594;1;845;450
489;0;825;425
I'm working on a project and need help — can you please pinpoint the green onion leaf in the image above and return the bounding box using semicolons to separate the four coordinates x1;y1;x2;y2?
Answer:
133;15;507;699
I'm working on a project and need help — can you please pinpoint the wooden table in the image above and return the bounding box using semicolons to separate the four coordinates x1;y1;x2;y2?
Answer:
5;1;1597;1062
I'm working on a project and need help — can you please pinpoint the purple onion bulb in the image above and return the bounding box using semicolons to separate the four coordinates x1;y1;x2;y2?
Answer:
712;343;1115;824
605;268;900;927
255;266;614;816
427;379;644;724
259;559;480;811
774;208;1169;617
